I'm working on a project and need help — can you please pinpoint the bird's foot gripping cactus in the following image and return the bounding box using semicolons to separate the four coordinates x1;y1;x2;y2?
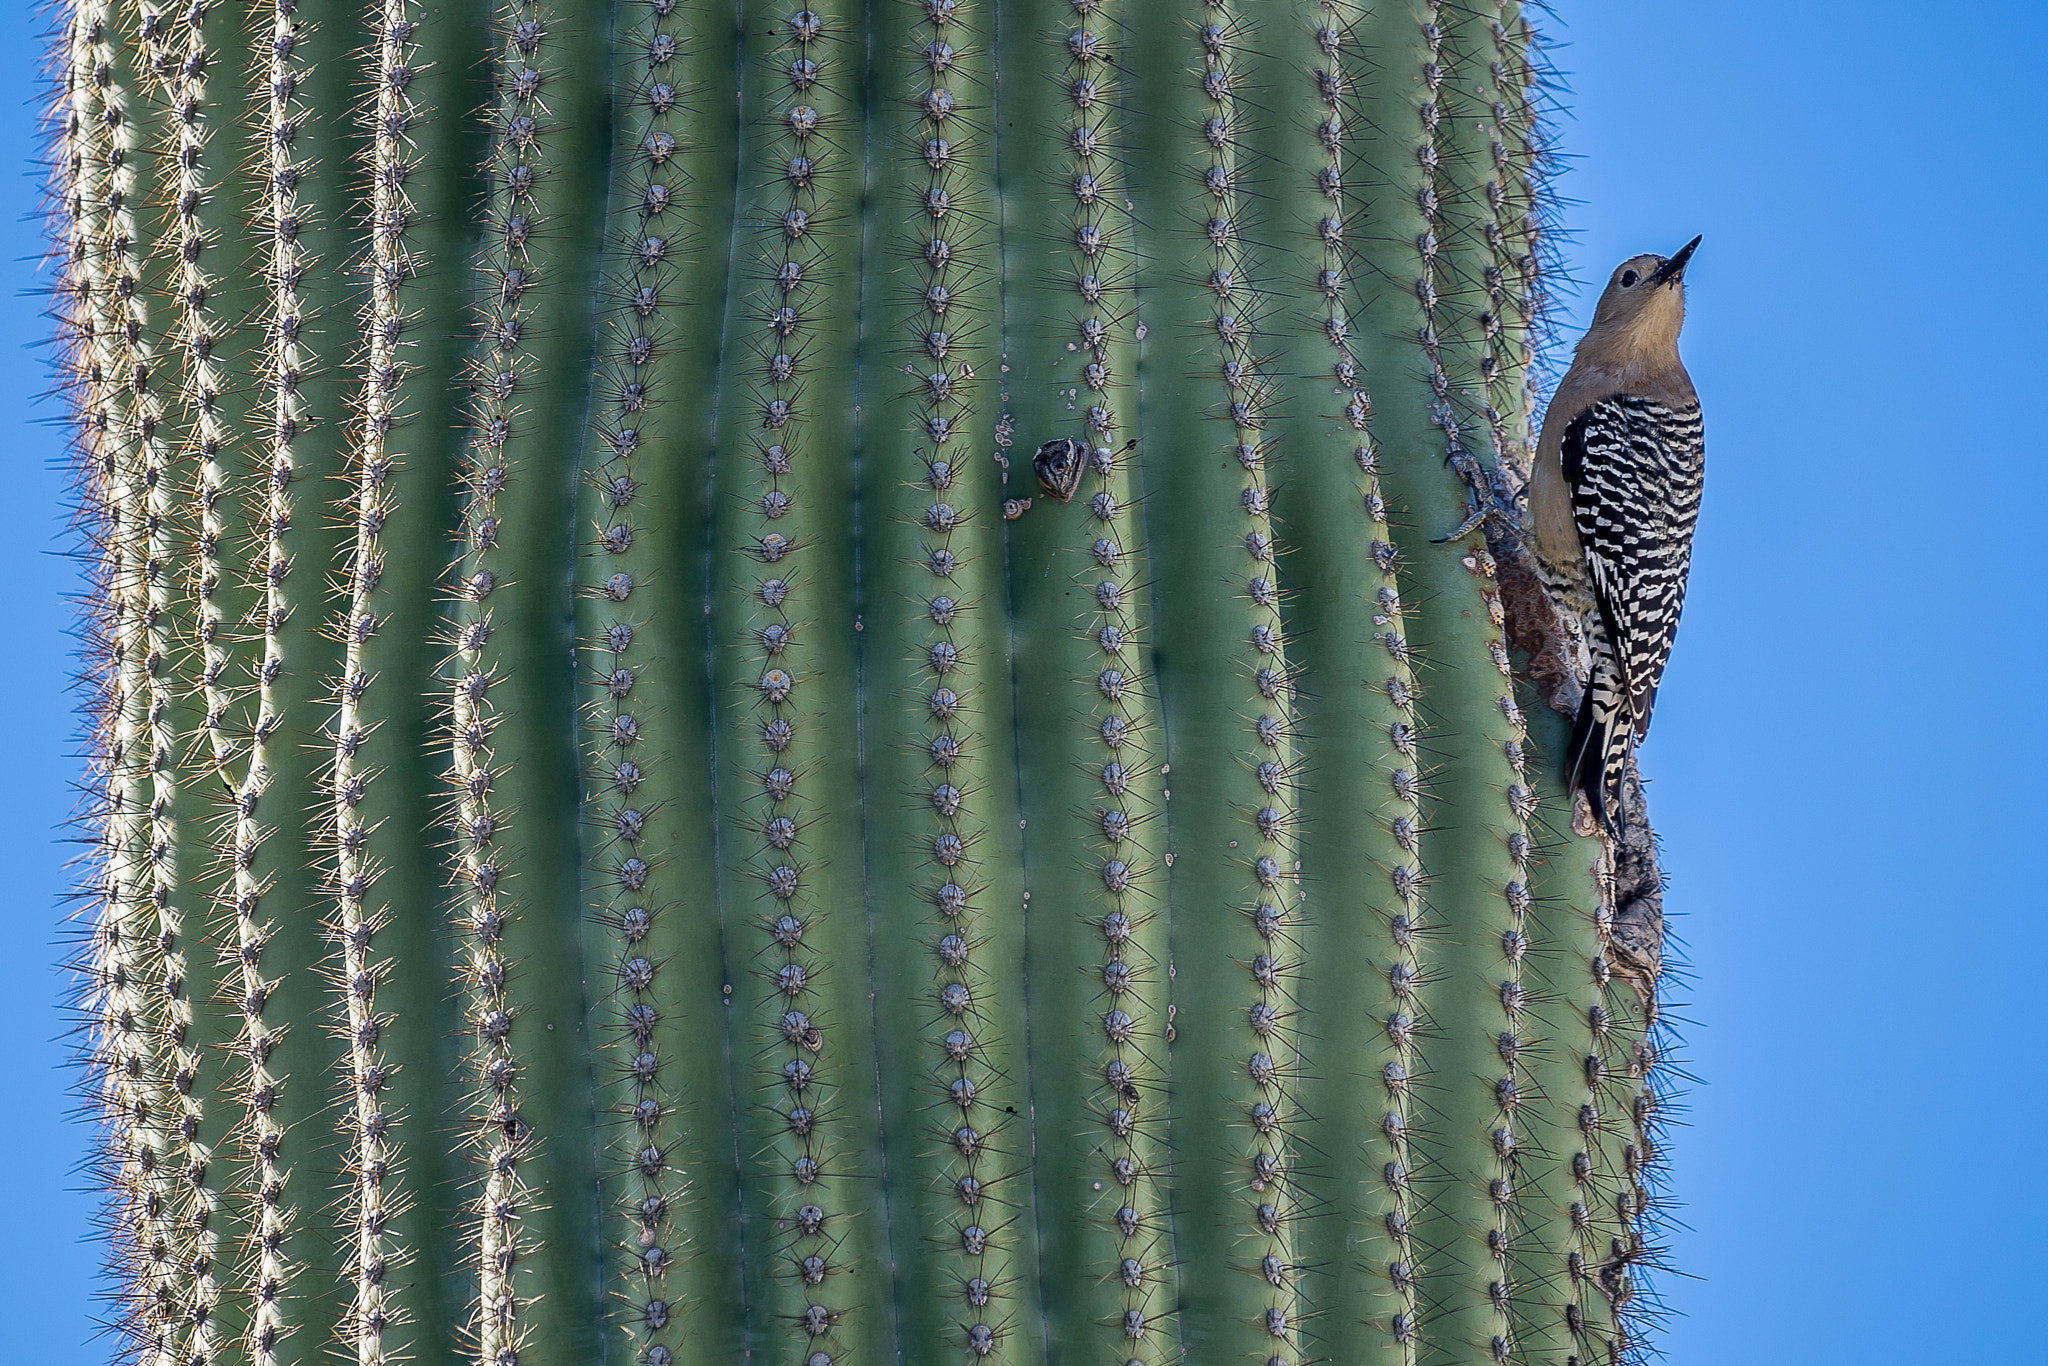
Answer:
53;0;1680;1363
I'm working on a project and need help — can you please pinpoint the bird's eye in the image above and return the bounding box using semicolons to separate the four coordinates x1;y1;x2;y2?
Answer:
1620;270;1639;288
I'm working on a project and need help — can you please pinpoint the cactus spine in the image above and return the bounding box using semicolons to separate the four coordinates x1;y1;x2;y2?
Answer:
53;1;1675;1363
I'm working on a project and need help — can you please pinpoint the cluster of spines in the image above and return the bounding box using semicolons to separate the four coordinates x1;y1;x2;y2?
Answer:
58;21;121;1363
1219;3;1422;1356
1486;4;1571;413
1414;9;1543;506
1366;432;1428;1360
130;26;190;1296
897;2;1013;1356
1051;6;1175;1356
1504;762;1665;1361
1303;2;1438;1348
222;5;324;1357
1417;7;1580;1360
1362;428;1429;1360
69;7;186;1358
740;7;848;1361
1439;14;1617;1364
1078;437;1169;1362
167;22;265;1347
329;3;427;1360
582;2;690;1361
1189;6;1308;1359
173;0;248;775
1471;9;1545;489
1570;949;1631;1365
121;8;223;1362
1477;539;1551;1365
1615;962;1681;1364
131;17;199;1366
1304;4;1365;399
151;3;247;1360
446;4;559;1359
1565;882;1671;1366
1408;5;1458;445
115;0;182;1255
1500;747;1683;1364
56;0;130;1337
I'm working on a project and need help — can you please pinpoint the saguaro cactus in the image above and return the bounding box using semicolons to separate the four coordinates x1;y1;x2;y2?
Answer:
53;0;1676;1363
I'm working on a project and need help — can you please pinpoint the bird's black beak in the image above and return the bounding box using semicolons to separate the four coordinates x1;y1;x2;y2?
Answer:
1646;235;1701;288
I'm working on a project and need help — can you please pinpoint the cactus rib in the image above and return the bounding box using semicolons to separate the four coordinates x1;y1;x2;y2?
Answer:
96;9;199;1361
1000;1;1179;1355
573;0;748;1360
444;0;613;1356
858;0;1042;1360
1122;0;1306;1356
711;6;895;1361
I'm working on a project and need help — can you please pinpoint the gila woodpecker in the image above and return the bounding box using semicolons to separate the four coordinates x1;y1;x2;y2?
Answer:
1529;236;1704;830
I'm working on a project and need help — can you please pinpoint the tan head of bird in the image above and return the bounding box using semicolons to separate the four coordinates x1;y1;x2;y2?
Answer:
1577;235;1701;370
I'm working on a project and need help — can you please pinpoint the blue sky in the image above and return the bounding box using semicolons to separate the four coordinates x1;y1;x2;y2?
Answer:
3;1;2041;1360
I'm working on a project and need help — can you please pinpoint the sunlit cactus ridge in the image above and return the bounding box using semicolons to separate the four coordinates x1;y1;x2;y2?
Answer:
49;0;1678;1363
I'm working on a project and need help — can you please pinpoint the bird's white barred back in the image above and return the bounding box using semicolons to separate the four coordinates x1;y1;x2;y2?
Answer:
1561;394;1704;823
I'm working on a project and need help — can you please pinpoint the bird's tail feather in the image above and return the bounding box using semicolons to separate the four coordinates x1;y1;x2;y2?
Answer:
1565;671;1632;832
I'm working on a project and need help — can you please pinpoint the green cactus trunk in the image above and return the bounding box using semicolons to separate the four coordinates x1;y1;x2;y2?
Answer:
56;0;1673;1363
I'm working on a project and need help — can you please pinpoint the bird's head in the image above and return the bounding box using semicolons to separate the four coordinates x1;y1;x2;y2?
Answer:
1582;235;1700;364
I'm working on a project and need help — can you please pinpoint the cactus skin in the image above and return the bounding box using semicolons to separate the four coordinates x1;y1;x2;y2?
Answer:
51;1;1676;1364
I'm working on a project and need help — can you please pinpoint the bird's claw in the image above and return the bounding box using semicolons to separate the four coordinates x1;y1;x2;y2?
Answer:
1433;504;1492;544
1430;449;1520;544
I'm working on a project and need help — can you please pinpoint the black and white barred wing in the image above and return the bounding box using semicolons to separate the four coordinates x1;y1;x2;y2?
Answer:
1561;395;1705;739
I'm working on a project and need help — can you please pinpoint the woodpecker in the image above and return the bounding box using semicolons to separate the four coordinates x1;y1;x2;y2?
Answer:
1529;236;1704;830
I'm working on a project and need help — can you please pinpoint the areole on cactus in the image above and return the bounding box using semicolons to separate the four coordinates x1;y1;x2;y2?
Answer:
57;0;1675;1362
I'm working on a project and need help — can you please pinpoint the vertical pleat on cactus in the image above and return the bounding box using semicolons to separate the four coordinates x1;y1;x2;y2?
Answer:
49;0;1678;1363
